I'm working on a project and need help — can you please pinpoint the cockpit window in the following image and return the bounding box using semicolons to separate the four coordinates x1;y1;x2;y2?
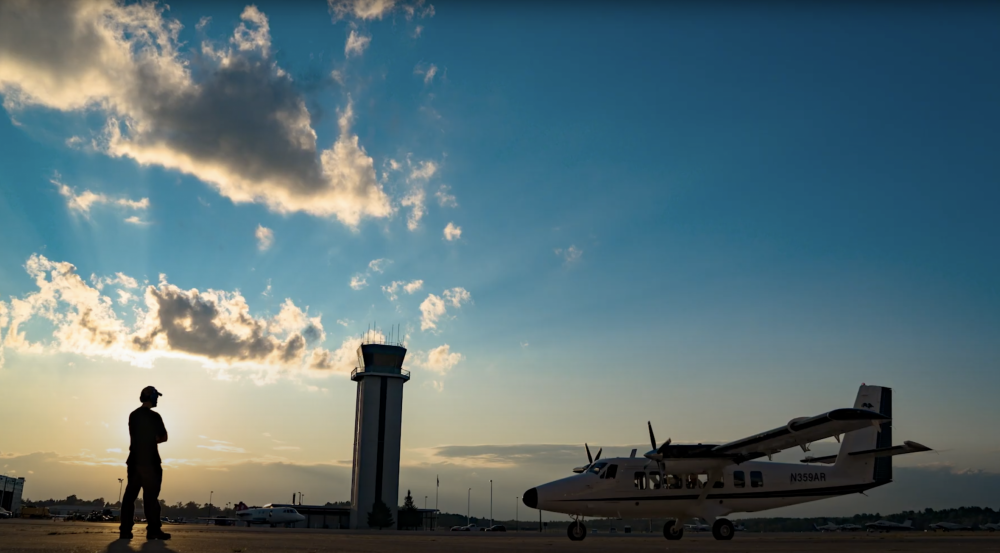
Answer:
588;461;608;475
605;464;618;480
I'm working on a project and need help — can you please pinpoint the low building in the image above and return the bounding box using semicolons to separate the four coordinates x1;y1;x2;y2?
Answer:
0;475;25;516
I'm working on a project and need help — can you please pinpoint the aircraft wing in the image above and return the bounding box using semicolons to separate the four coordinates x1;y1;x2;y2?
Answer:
711;408;889;459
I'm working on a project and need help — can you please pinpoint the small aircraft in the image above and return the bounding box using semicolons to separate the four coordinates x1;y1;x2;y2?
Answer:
684;519;710;532
865;519;914;532
0;507;12;519
983;523;1000;532
522;385;931;542
838;523;863;531
928;522;974;532
233;504;305;527
814;521;842;532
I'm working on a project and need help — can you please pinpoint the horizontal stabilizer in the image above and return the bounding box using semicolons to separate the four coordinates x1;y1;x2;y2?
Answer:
800;454;837;464
847;440;932;458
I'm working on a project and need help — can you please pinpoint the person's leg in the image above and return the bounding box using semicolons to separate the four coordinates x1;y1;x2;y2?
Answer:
119;465;142;536
140;465;162;533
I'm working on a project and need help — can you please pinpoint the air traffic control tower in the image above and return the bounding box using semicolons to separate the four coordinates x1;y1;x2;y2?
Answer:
349;336;410;529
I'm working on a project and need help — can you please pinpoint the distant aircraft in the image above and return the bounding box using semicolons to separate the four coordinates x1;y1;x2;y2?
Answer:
0;507;11;519
928;522;973;532
838;523;863;531
983;523;1000;532
233;505;305;527
865;519;914;532
814;521;842;532
523;385;932;542
684;519;710;532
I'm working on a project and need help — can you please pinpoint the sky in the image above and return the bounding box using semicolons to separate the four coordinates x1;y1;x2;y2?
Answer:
1;0;999;520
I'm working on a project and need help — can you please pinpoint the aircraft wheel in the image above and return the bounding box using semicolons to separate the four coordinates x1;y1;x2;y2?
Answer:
567;521;587;541
713;519;735;541
663;520;684;540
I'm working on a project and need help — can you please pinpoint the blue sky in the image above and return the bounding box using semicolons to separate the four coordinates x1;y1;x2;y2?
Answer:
1;1;999;517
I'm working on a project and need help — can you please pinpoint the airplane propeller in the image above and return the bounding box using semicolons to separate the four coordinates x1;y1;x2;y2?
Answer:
573;443;603;473
647;421;671;456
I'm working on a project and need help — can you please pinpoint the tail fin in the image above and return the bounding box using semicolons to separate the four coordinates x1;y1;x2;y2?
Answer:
904;520;912;527
835;385;893;482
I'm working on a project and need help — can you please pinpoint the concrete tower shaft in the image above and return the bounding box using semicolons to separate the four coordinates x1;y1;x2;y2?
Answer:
350;342;410;529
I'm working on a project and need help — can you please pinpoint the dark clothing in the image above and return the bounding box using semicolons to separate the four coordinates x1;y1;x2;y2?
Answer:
121;406;167;533
126;407;166;465
119;464;162;533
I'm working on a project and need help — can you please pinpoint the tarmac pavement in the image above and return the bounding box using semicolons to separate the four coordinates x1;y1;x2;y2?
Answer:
2;519;999;552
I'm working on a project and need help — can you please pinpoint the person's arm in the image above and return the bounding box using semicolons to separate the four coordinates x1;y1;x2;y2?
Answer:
156;414;168;444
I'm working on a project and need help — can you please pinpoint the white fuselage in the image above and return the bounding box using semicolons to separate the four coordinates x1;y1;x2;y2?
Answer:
235;507;305;526
530;457;880;521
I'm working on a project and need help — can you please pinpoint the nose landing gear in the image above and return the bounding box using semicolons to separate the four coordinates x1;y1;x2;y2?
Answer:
567;517;587;541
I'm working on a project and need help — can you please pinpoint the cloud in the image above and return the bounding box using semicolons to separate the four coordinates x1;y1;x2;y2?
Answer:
197;444;247;453
52;175;148;217
350;258;391;290
255;224;274;251
411;344;462;374
443;222;461;241
349;274;367;290
3;254;335;384
0;2;392;227
344;29;371;57
307;330;384;374
381;279;423;301
399;159;436;230
272;445;300;451
367;258;391;273
435;184;456;207
328;0;397;21
329;0;434;22
555;245;583;264
400;188;425;231
409;160;437;182
419;287;470;330
123;216;149;225
414;63;438;85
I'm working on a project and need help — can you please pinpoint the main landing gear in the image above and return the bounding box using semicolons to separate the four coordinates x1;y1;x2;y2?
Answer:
712;518;735;541
662;518;735;541
567;518;587;541
663;520;684;540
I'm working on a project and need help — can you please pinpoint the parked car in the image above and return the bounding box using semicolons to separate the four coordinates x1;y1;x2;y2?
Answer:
486;525;507;532
449;524;479;531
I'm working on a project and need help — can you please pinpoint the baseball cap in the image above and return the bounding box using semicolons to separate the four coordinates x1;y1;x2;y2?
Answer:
140;386;163;402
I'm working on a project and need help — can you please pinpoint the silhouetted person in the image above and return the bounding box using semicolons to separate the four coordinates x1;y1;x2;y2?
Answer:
119;386;171;541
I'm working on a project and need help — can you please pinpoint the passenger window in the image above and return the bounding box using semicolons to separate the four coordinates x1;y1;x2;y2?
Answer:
751;471;763;488
605;464;618;480
734;471;745;488
697;474;709;488
685;474;698;489
633;472;647;490
713;475;725;488
666;474;682;490
648;471;662;490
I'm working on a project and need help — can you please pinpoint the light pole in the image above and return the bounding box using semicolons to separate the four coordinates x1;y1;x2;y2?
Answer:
489;480;493;527
466;488;471;526
208;491;213;520
117;478;124;505
424;496;427;509
515;497;518;532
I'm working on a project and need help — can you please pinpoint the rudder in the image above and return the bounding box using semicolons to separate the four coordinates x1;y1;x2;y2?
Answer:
835;385;892;483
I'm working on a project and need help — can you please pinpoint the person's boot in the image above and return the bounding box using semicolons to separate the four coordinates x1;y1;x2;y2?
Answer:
146;529;172;540
118;530;133;540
